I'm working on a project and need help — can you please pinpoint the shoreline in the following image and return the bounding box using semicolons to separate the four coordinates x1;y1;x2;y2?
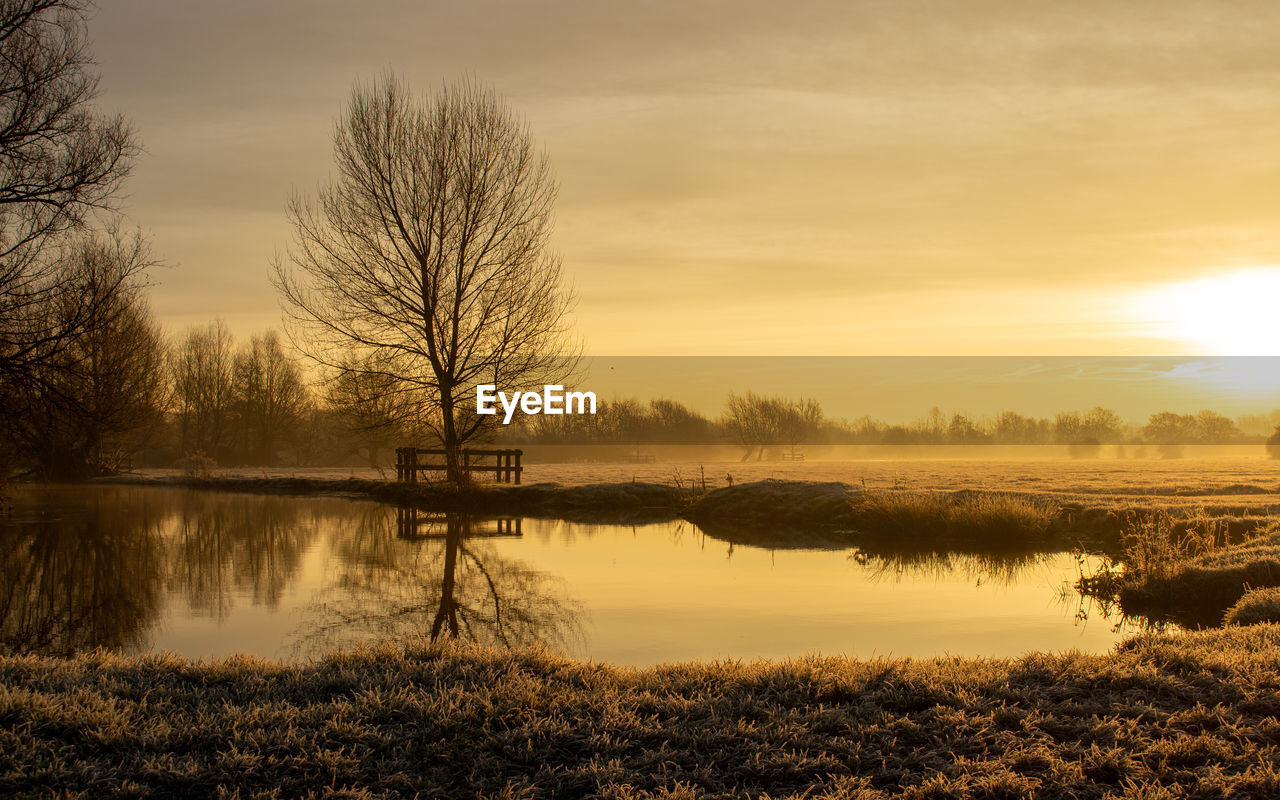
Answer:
83;473;1280;548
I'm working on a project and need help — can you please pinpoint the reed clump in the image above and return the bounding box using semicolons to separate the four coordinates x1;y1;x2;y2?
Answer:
848;489;1057;543
1081;510;1280;622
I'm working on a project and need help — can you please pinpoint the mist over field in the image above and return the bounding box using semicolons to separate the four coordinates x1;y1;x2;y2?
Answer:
577;356;1280;422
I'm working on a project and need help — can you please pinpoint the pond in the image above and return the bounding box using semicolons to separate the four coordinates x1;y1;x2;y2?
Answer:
0;485;1143;664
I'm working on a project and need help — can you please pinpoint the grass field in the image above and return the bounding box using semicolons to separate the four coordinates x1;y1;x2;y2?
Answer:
4;628;1280;798
133;454;1280;497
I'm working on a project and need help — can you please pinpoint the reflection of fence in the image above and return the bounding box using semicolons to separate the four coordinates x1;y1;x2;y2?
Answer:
394;508;523;540
395;447;523;484
623;452;656;463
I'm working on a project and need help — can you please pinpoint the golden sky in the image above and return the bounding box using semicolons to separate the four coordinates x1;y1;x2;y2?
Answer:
92;0;1280;355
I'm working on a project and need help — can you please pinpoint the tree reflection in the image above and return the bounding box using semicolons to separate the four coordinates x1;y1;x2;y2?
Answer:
0;488;166;655
0;487;329;656
166;491;319;619
294;507;582;657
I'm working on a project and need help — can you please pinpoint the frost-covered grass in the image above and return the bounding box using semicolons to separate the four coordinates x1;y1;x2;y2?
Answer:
849;489;1057;543
4;630;1280;798
1077;512;1280;625
1226;587;1280;626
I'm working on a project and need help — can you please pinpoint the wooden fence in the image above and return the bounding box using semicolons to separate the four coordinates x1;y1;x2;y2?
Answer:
394;447;523;484
394;508;523;540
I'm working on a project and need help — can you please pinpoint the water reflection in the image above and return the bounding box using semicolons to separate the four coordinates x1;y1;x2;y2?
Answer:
293;506;582;658
0;486;1145;663
168;492;318;618
0;490;166;655
853;548;1052;587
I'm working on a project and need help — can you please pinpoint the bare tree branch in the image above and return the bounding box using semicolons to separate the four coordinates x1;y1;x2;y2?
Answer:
274;74;579;481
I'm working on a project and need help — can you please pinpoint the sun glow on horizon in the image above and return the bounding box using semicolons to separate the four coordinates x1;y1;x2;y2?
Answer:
1129;268;1280;356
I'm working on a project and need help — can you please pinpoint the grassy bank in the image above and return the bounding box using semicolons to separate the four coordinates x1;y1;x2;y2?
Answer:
1073;507;1280;627
89;474;1278;560
96;474;698;523
97;474;1085;544
1116;524;1280;620
4;629;1280;797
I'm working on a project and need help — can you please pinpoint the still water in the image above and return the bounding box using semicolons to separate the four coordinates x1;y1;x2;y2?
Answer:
1;486;1138;664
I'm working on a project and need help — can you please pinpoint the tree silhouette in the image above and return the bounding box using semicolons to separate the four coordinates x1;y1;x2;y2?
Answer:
274;75;578;483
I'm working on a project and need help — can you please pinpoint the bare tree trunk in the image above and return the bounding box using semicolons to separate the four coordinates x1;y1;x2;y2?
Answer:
430;521;462;641
439;386;465;484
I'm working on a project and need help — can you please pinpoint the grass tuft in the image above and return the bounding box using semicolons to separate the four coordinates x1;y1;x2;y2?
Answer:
1225;587;1280;626
848;489;1057;543
1080;512;1280;625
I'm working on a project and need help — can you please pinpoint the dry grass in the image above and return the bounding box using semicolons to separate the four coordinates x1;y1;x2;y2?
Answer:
4;629;1280;798
95;474;698;524
686;479;857;526
1136;526;1280;607
98;476;1066;546
101;466;1280;541
1078;512;1280;624
848;490;1056;543
683;482;1066;551
1226;587;1280;626
1117;510;1236;589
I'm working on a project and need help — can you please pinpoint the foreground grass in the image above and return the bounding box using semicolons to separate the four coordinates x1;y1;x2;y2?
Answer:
5;630;1280;798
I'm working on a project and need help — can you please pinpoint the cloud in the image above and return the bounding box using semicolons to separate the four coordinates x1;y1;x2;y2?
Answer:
89;0;1280;352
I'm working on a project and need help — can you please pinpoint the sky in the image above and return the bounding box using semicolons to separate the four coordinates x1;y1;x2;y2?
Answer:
89;0;1280;357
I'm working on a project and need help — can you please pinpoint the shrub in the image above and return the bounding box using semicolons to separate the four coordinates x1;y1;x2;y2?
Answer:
173;451;217;478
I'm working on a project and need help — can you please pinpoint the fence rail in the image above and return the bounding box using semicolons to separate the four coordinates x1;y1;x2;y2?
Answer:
394;508;523;539
394;447;523;484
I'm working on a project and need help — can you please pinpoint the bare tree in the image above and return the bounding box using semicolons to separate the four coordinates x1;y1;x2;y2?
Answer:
778;397;823;455
1;229;162;478
169;320;236;462
232;331;310;466
0;0;139;387
324;353;409;470
274;74;578;483
724;393;824;460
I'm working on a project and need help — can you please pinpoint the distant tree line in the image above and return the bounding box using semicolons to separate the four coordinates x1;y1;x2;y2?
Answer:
498;394;1280;457
12;320;1280;477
